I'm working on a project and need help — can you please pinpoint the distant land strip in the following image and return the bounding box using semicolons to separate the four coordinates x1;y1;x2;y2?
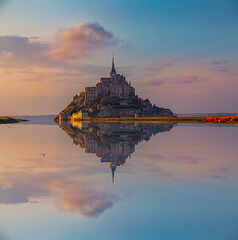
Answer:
65;116;238;124
69;115;238;124
0;116;28;124
76;116;203;123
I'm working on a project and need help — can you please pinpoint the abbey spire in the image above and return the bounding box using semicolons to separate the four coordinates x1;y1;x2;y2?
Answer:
110;54;116;77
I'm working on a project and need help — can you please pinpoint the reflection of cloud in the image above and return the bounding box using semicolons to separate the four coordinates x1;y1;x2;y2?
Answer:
0;170;51;205
0;180;48;204
142;153;177;181
144;166;175;182
175;155;201;164
211;168;230;180
144;153;165;161
48;22;117;60
48;180;116;218
140;152;209;181
144;153;203;165
217;168;229;174
212;175;229;180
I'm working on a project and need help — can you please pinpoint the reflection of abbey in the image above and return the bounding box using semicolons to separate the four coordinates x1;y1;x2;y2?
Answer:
59;121;173;183
85;56;135;107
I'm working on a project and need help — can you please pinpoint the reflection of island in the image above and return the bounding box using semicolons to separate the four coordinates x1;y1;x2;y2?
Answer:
59;121;173;182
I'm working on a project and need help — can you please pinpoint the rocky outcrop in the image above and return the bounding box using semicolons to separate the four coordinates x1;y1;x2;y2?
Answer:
56;92;173;120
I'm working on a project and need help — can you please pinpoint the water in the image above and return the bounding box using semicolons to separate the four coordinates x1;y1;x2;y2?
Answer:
0;117;238;240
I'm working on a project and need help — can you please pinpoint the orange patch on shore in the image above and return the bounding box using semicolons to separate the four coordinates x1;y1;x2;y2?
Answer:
203;115;238;123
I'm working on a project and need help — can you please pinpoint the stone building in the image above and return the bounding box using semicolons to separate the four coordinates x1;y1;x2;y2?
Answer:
85;87;97;107
85;56;135;107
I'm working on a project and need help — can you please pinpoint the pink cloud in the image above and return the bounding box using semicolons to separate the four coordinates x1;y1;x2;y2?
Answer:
48;22;117;60
147;58;178;72
0;35;51;67
48;180;115;218
145;79;166;86
174;75;200;84
211;60;229;65
0;50;13;60
211;59;230;72
145;75;200;86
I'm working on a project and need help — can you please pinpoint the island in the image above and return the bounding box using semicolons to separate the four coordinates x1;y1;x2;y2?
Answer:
55;57;173;123
54;57;238;125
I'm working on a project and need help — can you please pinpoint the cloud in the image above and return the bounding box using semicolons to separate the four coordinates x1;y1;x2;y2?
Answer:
0;35;49;67
142;59;179;87
48;180;116;218
0;22;119;65
48;22;117;60
211;59;230;72
145;79;166;86
147;58;178;73
174;75;200;84
215;66;229;72
211;60;229;65
0;51;13;60
145;75;200;86
144;59;202;87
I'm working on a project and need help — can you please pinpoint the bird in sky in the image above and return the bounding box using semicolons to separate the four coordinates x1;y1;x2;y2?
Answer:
40;153;46;157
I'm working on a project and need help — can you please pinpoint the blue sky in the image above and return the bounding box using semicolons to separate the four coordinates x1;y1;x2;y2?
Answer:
1;0;237;60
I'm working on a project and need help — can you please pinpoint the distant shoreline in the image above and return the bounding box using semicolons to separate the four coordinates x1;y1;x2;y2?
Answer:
57;115;238;124
0;116;28;124
73;116;204;123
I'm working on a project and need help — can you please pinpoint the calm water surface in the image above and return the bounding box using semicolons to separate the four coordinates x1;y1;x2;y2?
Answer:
0;117;238;240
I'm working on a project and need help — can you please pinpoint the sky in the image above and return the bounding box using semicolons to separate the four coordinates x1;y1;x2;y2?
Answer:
0;0;238;115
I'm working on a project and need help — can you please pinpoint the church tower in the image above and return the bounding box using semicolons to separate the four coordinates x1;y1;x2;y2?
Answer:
110;55;116;77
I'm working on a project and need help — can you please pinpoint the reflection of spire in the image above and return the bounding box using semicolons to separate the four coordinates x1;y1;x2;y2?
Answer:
110;162;116;186
59;121;174;186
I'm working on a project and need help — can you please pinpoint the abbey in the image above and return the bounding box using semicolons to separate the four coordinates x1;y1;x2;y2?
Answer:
85;56;135;107
56;56;173;121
